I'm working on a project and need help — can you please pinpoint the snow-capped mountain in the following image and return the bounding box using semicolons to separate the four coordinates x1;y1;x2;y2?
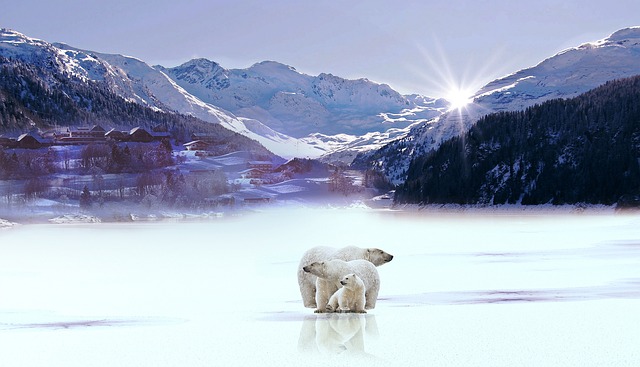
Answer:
474;26;640;110
158;59;444;138
0;28;445;160
366;26;640;184
0;29;322;157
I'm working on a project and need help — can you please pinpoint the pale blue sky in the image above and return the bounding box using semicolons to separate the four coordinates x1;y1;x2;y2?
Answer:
2;0;639;97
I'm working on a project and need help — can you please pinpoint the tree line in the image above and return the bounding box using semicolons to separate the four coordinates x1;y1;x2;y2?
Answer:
396;75;640;206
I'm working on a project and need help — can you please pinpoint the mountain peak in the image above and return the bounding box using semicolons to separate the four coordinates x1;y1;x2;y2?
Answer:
605;26;640;43
0;28;26;39
475;26;640;104
167;58;229;89
0;28;47;47
249;60;297;73
182;57;222;69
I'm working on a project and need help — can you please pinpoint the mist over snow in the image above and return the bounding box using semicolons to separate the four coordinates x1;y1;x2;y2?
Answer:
0;208;639;366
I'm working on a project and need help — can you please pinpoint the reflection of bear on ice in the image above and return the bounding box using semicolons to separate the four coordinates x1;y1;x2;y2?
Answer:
297;313;379;356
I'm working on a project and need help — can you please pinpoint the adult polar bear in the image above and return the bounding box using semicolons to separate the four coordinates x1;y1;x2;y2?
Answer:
303;259;379;312
298;246;393;308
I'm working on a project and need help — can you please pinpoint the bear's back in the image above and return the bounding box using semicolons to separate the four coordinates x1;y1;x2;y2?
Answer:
331;246;366;261
325;259;378;287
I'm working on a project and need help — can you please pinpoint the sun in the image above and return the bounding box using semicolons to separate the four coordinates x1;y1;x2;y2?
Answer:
446;87;473;111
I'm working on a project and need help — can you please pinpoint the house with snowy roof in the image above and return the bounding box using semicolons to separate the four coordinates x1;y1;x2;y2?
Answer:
17;133;50;149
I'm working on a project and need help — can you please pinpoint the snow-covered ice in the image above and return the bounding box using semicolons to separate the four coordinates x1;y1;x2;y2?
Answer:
0;208;639;366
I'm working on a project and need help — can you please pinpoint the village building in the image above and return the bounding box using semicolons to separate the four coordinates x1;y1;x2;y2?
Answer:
0;135;17;148
248;160;273;171
105;128;128;142
128;127;154;143
52;125;108;144
239;168;265;179
183;140;210;151
0;125;203;150
16;133;50;149
128;127;170;143
69;125;106;139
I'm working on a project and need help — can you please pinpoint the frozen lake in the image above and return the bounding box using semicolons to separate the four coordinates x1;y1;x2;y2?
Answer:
1;208;639;366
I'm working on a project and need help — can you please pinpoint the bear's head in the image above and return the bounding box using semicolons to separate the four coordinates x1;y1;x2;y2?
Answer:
339;273;361;290
302;261;326;278
367;248;394;266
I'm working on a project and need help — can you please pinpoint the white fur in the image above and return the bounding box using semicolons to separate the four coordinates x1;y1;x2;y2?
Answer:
326;274;366;313
298;246;392;308
303;259;380;313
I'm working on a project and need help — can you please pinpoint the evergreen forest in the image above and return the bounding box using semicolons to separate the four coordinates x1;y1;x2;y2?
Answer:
396;75;640;206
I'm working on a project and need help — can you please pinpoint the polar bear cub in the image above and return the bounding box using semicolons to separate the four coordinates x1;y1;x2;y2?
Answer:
303;259;380;313
326;273;366;313
298;246;393;308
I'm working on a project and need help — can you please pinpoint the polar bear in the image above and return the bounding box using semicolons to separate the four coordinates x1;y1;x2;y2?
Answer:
303;259;380;313
298;246;393;308
326;273;366;313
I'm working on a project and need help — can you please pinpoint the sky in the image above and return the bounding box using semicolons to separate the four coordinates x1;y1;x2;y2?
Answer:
2;0;640;98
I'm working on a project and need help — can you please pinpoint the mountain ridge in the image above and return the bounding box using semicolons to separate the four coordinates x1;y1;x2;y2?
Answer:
361;26;640;185
5;26;640;180
0;28;444;159
158;58;443;138
0;54;273;159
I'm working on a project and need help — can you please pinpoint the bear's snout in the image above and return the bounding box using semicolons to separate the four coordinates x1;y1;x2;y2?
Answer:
303;265;310;273
340;280;347;285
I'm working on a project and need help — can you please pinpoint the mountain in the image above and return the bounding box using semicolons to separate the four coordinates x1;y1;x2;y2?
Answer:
474;27;640;111
158;59;444;138
0;29;317;157
0;29;445;160
362;27;640;185
0;55;272;158
395;75;640;206
0;32;272;158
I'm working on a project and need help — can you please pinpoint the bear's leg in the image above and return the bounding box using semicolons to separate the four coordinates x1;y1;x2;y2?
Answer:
364;286;379;310
299;268;318;308
314;279;338;313
314;279;330;313
326;290;339;313
354;294;367;313
301;274;317;308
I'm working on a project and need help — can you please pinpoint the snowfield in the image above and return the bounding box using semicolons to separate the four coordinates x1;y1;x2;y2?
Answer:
0;208;639;366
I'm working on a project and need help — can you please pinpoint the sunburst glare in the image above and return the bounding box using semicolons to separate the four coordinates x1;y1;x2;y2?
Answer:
445;86;474;111
401;37;519;151
407;37;516;111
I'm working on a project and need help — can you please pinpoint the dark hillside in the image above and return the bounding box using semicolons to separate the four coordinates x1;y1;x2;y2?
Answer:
396;75;640;206
0;56;272;156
